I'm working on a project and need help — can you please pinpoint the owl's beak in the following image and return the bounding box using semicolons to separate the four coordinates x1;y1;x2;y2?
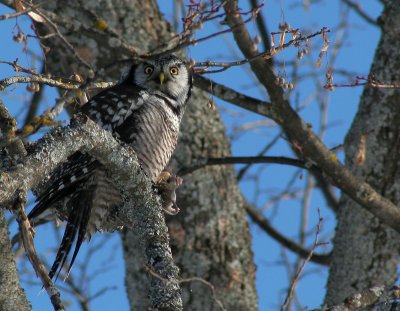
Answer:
158;72;165;86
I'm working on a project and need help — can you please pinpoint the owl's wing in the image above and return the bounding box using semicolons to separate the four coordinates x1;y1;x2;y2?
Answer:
80;83;148;137
28;152;97;221
29;82;151;281
29;83;147;221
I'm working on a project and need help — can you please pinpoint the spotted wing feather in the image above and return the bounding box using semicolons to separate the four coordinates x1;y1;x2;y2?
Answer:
29;84;147;280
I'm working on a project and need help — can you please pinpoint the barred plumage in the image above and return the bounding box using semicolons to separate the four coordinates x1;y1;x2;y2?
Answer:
28;55;192;280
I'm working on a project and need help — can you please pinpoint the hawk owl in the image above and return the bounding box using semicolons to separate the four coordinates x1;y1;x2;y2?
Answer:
28;54;192;280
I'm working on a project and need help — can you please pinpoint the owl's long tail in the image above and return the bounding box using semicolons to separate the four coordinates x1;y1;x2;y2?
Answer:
28;153;97;281
49;192;92;281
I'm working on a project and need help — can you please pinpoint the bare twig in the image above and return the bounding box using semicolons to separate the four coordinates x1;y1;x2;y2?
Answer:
325;74;400;90
237;133;281;180
0;60;115;90
342;0;378;26
149;0;264;57
244;201;330;266
281;209;325;311
26;3;94;70
192;27;329;74
24;64;45;126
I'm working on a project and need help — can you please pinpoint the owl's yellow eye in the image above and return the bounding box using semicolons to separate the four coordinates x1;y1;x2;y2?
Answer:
144;66;153;74
170;67;179;75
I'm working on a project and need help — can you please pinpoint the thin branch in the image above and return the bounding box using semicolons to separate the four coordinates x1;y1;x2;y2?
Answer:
281;209;325;311
29;4;94;70
236;133;281;180
244;201;330;266
249;0;272;57
192;27;330;74
193;75;274;118
11;191;65;311
24;64;45;126
342;0;378;27
178;156;308;176
0;62;115;90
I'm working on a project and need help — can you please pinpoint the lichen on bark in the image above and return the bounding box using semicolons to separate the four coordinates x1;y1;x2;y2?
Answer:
325;2;400;305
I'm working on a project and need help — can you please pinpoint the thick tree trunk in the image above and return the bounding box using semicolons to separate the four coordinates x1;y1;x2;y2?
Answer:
173;90;258;310
30;0;257;309
325;2;400;305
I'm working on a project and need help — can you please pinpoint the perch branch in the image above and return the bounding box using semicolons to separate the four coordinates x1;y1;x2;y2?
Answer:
0;115;182;310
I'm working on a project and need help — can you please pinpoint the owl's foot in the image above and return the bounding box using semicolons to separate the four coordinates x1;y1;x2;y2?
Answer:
156;169;183;215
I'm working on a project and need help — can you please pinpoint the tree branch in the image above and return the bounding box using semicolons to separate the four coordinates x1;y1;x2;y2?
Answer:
12;190;65;311
245;200;330;266
178;155;339;212
193;75;274;118
0;115;182;310
342;0;378;27
178;155;308;176
223;0;400;234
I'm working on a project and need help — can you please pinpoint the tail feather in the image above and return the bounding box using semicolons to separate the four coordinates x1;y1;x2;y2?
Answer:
48;196;85;281
66;202;91;278
28;185;76;221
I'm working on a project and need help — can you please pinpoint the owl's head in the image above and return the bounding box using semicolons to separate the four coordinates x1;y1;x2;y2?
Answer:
127;55;192;111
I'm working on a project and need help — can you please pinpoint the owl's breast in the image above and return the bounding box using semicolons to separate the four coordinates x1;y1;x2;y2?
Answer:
116;98;180;181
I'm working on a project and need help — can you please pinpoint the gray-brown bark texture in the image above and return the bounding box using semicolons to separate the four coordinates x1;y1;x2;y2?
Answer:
325;2;400;305
27;0;257;310
0;102;31;311
0;210;31;311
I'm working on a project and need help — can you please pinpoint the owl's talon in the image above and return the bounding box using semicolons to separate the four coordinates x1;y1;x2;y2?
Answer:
156;169;183;215
163;204;180;215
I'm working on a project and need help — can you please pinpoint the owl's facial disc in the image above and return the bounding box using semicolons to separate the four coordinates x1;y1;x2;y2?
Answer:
131;55;190;102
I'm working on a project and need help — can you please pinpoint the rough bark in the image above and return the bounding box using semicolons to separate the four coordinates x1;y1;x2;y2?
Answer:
14;0;257;310
0;102;31;311
325;2;400;305
0;210;31;311
172;90;258;310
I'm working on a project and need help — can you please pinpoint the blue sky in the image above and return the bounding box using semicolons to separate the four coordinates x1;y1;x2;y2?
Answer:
0;1;383;310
